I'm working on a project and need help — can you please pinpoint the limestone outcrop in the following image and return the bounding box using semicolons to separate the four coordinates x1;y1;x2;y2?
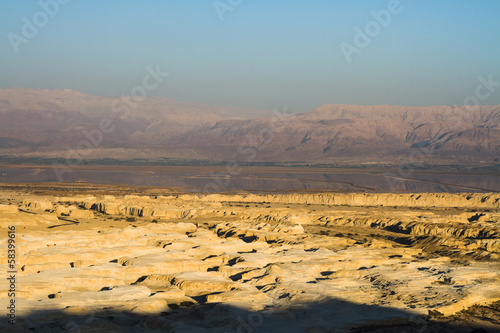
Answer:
0;188;498;332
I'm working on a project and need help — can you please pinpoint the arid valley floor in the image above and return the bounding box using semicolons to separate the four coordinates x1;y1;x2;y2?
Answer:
1;184;499;332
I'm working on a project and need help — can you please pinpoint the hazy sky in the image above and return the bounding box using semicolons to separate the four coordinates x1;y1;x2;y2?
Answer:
1;0;499;113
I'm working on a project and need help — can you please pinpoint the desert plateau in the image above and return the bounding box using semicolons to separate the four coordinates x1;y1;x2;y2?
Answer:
2;1;499;332
1;184;499;332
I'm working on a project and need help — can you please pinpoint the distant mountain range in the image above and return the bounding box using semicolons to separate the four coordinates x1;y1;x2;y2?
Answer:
1;88;499;166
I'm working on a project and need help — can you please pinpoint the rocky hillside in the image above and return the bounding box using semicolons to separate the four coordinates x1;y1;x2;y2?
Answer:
0;188;499;332
170;104;500;164
0;88;271;158
1;88;499;165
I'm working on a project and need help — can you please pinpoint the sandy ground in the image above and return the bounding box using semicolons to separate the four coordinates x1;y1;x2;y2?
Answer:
0;184;499;332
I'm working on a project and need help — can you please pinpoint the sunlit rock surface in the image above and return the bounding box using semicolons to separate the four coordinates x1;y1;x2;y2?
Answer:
0;187;499;332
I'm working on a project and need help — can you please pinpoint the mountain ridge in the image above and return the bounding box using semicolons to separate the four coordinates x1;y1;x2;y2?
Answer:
0;88;498;165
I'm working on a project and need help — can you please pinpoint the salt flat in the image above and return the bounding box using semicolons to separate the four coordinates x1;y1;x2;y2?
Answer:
0;186;499;332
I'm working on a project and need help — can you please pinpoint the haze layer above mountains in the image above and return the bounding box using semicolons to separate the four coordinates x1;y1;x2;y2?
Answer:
0;88;499;165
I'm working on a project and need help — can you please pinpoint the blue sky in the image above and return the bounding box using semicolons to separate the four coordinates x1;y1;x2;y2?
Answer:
0;0;499;113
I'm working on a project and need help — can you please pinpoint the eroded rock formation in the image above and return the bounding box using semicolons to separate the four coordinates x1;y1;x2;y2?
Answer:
0;189;499;332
